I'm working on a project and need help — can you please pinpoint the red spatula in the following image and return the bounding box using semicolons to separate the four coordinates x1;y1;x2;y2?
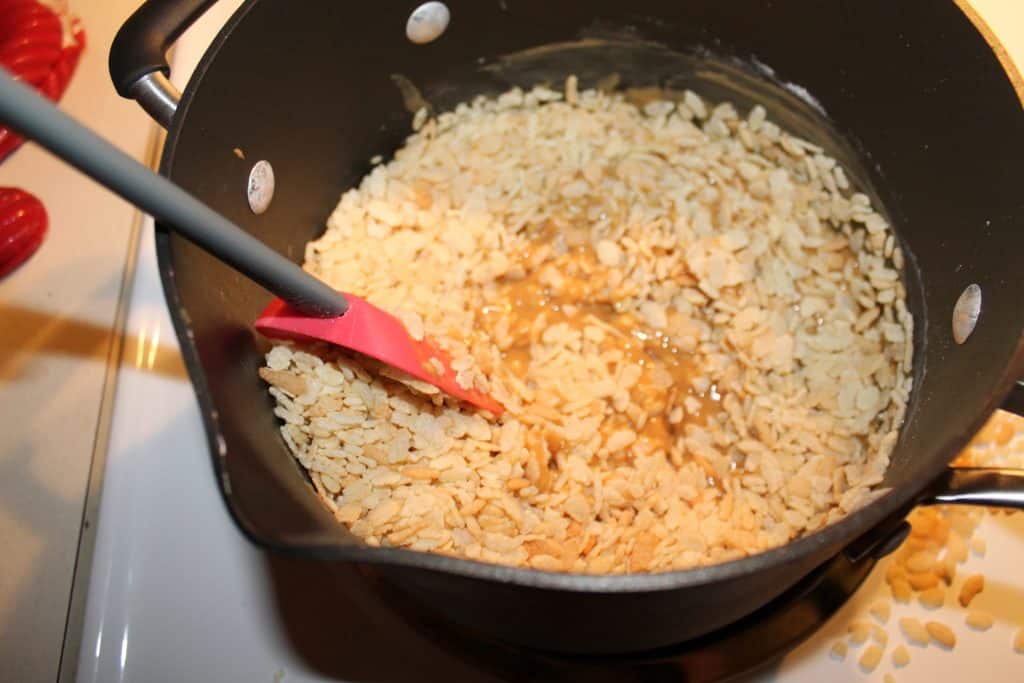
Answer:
0;69;502;414
255;296;502;414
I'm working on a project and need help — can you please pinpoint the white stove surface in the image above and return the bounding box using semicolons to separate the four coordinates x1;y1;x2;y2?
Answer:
74;3;1024;681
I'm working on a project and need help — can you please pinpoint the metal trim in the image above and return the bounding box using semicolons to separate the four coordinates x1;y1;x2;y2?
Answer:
55;125;166;683
128;72;181;130
927;467;1024;509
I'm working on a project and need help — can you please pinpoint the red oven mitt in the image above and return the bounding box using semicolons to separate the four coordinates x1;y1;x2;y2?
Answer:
0;0;86;161
0;187;47;278
0;0;85;276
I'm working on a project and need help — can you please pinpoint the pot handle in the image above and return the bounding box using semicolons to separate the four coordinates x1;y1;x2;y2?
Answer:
915;381;1024;508
921;380;1024;507
1002;380;1024;417
846;465;1024;563
923;467;1024;509
109;0;219;128
921;380;1024;509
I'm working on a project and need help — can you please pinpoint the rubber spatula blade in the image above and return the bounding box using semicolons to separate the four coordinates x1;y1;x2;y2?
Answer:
255;296;504;415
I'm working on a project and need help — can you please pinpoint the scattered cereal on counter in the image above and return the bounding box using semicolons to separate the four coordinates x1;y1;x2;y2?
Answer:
884;506;985;611
908;572;940;590
973;413;1016;446
947;531;969;564
849;622;872;645
905;550;935;573
870;600;891;624
899;617;929;645
859;644;883;672
918;586;945;609
956;411;1024;468
936;559;955;585
965;611;994;631
925;621;956;649
959;574;985;607
830;640;848;660
828;412;1022;677
891;577;913;603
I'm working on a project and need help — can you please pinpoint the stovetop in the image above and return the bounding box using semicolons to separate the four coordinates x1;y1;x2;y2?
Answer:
69;3;1024;681
70;201;1024;683
347;554;876;682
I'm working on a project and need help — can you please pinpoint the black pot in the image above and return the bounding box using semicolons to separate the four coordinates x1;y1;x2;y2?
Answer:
110;0;1024;654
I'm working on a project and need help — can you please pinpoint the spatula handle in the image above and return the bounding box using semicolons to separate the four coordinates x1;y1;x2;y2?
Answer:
0;69;348;318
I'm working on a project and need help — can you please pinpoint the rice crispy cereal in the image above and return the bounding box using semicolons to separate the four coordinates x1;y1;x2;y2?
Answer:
259;77;913;574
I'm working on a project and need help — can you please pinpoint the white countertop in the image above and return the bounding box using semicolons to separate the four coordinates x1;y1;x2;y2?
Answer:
0;2;158;681
1;1;1021;682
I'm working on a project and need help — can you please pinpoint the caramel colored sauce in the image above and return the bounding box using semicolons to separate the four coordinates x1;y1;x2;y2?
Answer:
476;226;719;458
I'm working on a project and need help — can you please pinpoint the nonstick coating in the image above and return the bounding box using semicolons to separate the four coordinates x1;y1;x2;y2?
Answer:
154;0;1024;652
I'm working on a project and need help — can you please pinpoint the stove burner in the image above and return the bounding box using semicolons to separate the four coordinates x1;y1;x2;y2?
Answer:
265;552;874;682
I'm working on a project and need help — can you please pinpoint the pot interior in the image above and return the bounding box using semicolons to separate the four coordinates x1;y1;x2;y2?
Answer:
159;0;1024;571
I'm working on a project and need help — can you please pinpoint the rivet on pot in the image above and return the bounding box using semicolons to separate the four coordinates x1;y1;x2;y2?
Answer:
952;283;982;345
247;160;274;215
406;2;450;44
